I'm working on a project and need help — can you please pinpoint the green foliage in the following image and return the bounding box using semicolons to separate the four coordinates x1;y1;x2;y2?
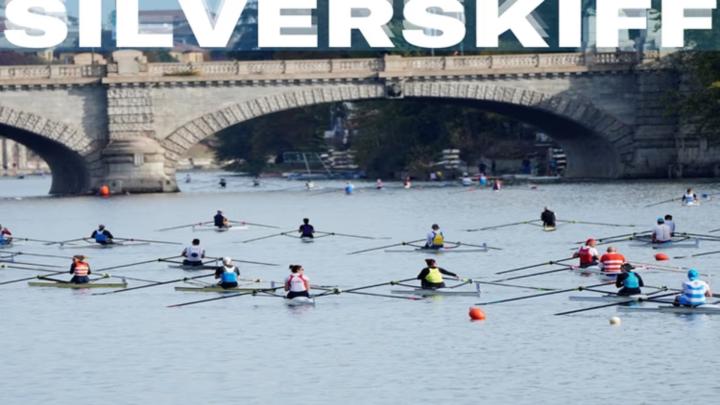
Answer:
672;52;720;142
214;105;331;175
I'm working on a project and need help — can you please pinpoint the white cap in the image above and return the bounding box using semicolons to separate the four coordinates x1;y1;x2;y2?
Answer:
222;257;233;266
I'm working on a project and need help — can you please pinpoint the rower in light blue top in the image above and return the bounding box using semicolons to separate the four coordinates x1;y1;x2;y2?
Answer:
345;182;354;195
674;269;713;307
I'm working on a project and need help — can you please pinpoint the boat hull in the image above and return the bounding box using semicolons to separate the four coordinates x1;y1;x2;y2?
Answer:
618;304;720;314
28;281;128;289
391;289;480;297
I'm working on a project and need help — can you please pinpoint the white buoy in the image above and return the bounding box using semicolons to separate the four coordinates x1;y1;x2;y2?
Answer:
609;316;622;326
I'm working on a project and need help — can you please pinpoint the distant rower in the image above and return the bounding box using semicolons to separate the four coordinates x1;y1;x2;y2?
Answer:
285;264;311;299
425;224;445;250
376;179;384;190
69;255;91;284
299;218;315;239
0;224;13;246
664;214;675;236
219;178;227;189
674;269;712;307
615;263;644;296
651;217;672;243
493;179;503;191
215;257;240;289
461;173;473;187
681;188;698;205
417;259;459;290
541;207;556;228
214;211;230;229
600;246;626;275
345;182;355;195
91;225;114;245
305;181;315;191
252;177;261;187
181;238;205;267
403;176;412;189
574;239;599;268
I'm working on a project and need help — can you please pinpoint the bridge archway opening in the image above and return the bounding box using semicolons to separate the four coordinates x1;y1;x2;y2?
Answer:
0;124;90;194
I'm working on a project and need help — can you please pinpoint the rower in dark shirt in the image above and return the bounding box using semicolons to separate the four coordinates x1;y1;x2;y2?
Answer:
541;207;556;228
298;218;315;238
416;259;459;290
214;210;229;229
615;263;645;296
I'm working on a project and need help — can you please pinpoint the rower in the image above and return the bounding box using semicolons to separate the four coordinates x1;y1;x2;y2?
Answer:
681;188;697;205
69;255;91;284
425;224;445;250
185;173;191;183
305;181;315;191
214;210;230;229
215;257;240;289
0;224;12;246
674;269;713;307
181;239;205;267
652;217;672;243
376;179;384;190
298;218;315;239
664;214;675;236
540;207;556;228
344;182;354;195
600;246;626;275
615;263;644;296
285;264;311;299
479;173;488;187
574;239;599;268
219;178;227;189
90;225;114;245
461;173;473;187
417;259;459;290
493;179;503;191
403;176;412;189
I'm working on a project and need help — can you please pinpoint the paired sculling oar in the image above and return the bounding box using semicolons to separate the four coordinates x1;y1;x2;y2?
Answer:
156;222;212;232
469;279;558;292
347;239;425;255
315;288;422;301
92;255;184;273
2;237;58;244
644;197;680;208
2;251;73;260
204;256;278;267
673;232;720;241
493;267;573;282
228;220;280;229
556;220;638;228
114;238;182;246
315;231;388;240
554;291;678;316
475;281;615;306
95;273;217;296
465;220;539;232
37;273;111;284
167;286;286;307
312;278;418;298
495;257;575;275
0;259;62;269
0;268;70;286
44;237;88;246
673;250;720;260
240;230;296;244
710;228;720;233
446;241;503;251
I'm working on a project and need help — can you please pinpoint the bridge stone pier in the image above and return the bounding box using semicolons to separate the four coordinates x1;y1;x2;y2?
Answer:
0;50;717;194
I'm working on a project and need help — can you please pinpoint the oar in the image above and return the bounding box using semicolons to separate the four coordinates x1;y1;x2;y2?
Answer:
469;279;558;292
0;269;70;286
4;251;73;260
574;232;644;244
674;232;720;241
316;231;386;240
0;259;62;269
554;292;678;316
93;255;183;273
493;267;573;282
557;220;638;228
167;286;285;308
347;240;425;255
240;230;296;244
710;228;720;233
4;237;58;244
114;238;182;246
495;257;575;275
37;273;111;284
314;288;422;301
155;222;212;232
475;281;615;305
204;256;278;267
94;273;217;296
448;241;503;251
313;278;418;298
44;237;88;246
229;220;280;229
644;197;680;208
465;220;539;232
673;250;720;259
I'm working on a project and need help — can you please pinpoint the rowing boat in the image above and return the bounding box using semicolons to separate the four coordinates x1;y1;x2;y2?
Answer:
28;281;128;289
629;236;700;249
301;237;314;244
543;226;556;232
568;294;649;303
167;264;217;271
193;225;249;233
572;265;619;281
618;304;720;315
385;245;488;254
60;241;149;249
390;288;481;297
285;296;315;306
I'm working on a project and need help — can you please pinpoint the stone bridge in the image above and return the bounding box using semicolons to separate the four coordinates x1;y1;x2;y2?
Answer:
0;50;715;194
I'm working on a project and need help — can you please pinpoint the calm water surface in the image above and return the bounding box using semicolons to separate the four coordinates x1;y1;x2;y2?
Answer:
1;173;719;404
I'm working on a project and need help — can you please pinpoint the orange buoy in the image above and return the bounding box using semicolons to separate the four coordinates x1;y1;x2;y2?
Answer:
99;185;110;197
655;253;669;261
469;306;486;321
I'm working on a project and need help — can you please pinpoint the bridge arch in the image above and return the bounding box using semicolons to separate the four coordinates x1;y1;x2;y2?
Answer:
0;105;99;194
161;82;635;179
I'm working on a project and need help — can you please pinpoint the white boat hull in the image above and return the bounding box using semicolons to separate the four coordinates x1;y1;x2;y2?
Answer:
285;297;315;306
618;304;720;315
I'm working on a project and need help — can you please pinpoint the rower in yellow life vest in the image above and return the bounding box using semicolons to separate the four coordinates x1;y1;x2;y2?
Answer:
425;224;445;249
69;255;91;284
417;259;460;290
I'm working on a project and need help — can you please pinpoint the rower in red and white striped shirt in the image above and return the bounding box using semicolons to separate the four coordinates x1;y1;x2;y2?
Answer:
599;246;626;275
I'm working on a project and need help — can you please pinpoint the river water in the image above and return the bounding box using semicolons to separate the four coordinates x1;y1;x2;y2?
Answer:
1;172;719;404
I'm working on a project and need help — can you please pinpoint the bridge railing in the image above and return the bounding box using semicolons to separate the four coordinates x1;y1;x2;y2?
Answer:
0;64;106;81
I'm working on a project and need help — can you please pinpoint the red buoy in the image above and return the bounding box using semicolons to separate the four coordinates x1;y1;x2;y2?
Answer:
99;185;110;197
469;307;486;321
655;253;669;261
